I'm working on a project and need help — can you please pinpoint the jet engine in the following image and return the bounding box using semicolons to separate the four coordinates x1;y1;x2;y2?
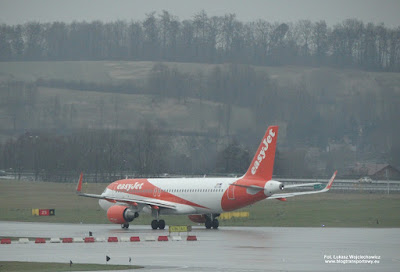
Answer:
264;180;284;196
188;214;207;223
107;205;137;224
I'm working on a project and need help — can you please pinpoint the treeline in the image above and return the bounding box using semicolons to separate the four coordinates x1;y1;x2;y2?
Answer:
0;124;253;182
1;11;400;71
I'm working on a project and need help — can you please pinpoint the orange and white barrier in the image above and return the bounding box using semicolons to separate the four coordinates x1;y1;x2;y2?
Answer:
1;235;199;245
50;238;61;243
19;238;29;244
1;239;11;244
73;237;84;243
144;236;156;241
187;235;197;241
35;238;46;243
84;237;95;243
130;236;140;242
108;237;118;242
158;236;168;241
62;238;73;243
119;236;130;242
171;236;182;241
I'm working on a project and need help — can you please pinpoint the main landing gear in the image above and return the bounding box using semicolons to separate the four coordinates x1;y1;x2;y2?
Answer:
121;223;130;229
151;207;166;230
151;219;166;230
205;214;219;229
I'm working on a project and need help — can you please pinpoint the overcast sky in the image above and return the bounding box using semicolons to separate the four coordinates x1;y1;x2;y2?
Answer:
1;0;399;27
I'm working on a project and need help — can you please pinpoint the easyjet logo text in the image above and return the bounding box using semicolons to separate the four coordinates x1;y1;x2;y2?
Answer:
251;128;276;175
117;182;144;191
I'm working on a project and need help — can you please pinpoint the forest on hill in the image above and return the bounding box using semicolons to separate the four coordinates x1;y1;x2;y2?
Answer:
1;11;400;71
0;11;399;181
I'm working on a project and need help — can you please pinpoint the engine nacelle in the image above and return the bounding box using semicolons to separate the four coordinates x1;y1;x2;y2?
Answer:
264;180;284;196
107;205;137;224
188;214;207;223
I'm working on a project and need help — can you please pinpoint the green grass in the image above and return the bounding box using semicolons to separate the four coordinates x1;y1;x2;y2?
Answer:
33;86;255;133
232;193;400;228
2;61;400;93
0;261;142;271
0;61;222;84
1;179;399;228
0;61;113;83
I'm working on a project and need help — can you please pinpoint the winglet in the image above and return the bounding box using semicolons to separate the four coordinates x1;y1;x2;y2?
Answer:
76;173;83;193
325;171;337;190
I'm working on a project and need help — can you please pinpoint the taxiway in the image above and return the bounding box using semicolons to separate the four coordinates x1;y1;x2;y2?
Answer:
0;221;399;271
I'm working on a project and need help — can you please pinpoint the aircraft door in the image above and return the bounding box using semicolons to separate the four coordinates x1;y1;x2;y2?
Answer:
153;188;162;198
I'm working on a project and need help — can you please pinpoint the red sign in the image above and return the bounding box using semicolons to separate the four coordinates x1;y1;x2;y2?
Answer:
39;209;49;216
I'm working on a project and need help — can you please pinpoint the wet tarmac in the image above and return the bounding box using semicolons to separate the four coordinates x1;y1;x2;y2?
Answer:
0;221;399;271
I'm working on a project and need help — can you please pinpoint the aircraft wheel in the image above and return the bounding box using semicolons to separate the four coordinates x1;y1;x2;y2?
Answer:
159;220;166;230
212;219;219;229
205;219;212;229
121;223;129;229
151;220;159;230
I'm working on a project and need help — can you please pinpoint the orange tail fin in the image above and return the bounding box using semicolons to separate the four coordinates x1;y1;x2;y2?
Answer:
243;126;278;181
76;173;83;192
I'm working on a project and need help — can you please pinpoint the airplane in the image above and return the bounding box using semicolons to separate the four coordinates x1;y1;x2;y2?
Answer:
76;125;336;230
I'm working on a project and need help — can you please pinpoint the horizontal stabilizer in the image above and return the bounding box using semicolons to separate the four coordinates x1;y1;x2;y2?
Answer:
284;183;322;188
229;183;264;190
268;171;337;200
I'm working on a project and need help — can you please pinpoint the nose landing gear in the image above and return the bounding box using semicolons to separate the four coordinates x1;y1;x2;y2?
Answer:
121;223;130;229
120;212;139;229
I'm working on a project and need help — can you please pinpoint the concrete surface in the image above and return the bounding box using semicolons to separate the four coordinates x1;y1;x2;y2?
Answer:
0;221;399;271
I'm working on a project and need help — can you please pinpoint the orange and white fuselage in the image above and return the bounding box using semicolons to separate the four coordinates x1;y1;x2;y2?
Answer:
98;176;281;215
77;125;336;229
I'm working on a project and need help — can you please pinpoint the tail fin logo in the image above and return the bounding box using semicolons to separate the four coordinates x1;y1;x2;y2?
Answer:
251;128;276;175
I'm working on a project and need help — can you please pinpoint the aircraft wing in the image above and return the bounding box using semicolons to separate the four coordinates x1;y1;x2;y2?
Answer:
75;173;176;210
284;183;322;188
267;171;337;199
101;195;177;209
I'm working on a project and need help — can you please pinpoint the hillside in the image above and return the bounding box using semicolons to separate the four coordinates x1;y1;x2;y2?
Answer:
1;61;400;177
1;61;399;138
2;61;400;95
35;87;255;133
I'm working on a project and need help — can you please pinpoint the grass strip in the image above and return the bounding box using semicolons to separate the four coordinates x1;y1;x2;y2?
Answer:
0;261;142;272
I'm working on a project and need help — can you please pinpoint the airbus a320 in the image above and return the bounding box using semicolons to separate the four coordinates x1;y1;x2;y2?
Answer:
76;125;336;229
